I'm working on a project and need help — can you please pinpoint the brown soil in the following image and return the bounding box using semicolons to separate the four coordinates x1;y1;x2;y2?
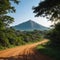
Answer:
0;39;53;60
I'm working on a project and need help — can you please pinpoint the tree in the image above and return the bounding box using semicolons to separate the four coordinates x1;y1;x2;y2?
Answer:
33;0;60;23
0;0;20;48
0;0;19;30
0;0;19;14
33;0;60;48
46;23;60;48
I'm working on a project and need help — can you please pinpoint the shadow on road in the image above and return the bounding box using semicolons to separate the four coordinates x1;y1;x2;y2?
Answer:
0;51;53;60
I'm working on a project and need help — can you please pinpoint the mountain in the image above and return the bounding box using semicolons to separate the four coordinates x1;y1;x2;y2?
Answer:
12;20;49;31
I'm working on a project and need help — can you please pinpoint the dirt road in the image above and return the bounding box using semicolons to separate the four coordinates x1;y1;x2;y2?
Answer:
0;39;53;60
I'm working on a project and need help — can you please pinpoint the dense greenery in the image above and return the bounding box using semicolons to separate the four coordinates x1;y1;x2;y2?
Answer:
36;45;60;60
0;0;19;30
33;0;60;22
0;0;20;49
46;23;60;49
0;28;43;50
33;0;60;48
0;28;25;49
33;0;60;60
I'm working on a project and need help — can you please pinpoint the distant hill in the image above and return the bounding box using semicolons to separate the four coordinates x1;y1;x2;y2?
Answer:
12;20;49;31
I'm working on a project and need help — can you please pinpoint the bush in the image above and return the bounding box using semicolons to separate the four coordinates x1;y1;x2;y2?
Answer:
45;23;60;49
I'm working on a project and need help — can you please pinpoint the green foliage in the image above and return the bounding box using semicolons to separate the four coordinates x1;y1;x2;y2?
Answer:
0;0;19;14
0;0;20;50
36;45;60;60
33;0;60;22
33;0;60;50
0;28;43;50
33;1;60;59
20;30;43;42
0;31;10;47
0;0;20;30
46;23;60;49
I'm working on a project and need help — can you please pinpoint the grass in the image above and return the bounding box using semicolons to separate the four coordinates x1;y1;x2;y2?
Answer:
36;45;60;60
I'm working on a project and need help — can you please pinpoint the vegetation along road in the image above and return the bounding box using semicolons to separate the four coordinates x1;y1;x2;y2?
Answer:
0;39;53;60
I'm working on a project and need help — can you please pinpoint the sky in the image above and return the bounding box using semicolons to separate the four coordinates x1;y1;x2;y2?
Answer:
9;0;52;27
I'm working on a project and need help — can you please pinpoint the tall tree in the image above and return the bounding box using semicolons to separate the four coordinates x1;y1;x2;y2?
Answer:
0;0;20;48
0;0;19;30
33;0;60;47
33;0;60;23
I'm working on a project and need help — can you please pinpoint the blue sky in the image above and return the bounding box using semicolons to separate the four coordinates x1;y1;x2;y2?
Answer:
10;0;51;27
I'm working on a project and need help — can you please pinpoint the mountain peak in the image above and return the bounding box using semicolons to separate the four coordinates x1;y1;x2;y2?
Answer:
28;20;33;22
13;20;48;31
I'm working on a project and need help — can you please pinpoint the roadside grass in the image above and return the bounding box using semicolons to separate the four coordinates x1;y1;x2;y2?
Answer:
36;43;60;60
